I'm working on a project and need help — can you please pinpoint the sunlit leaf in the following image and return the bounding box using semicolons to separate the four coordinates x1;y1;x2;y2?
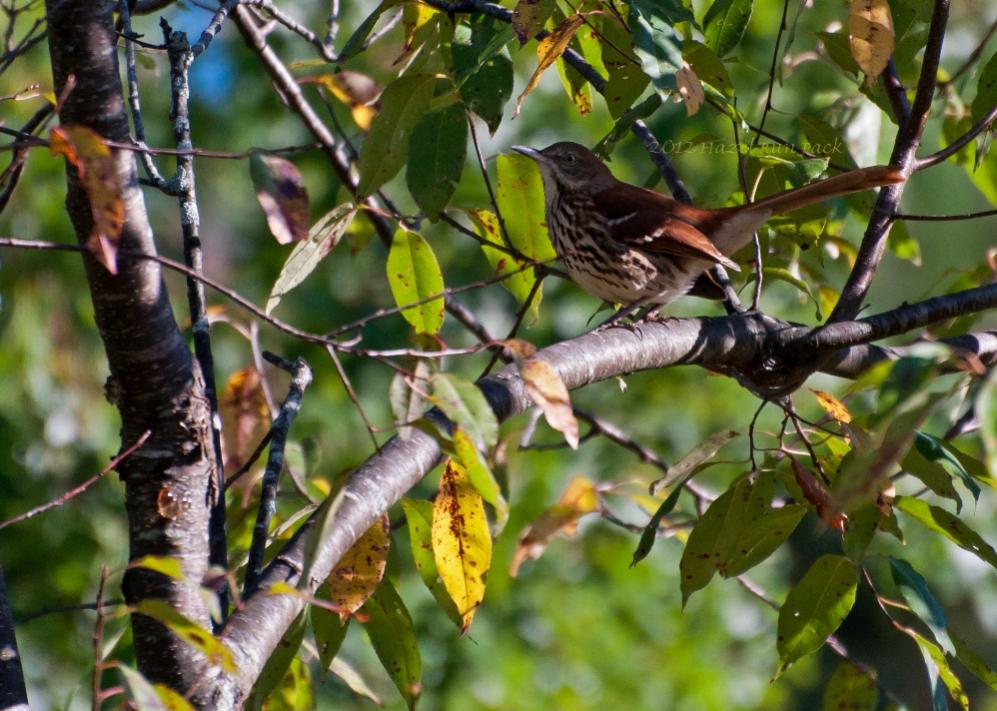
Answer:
903;627;969;711
775;554;858;677
467;207;541;321
433;459;492;633
514;13;586;117
401;498;463;627
495;153;556;264
971;51;997;165
406;103;466;221
299;71;382;131
675;62;704;116
219;366;270;475
118;664;196;711
452;428;508;526
651;429;739;494
357;74;436;198
702;0;752;58
821;661;878;711
250;152;309;245
684;40;733;99
951;631;997;692
723;504;807;577
810;389;852;424
49;125;123;273
127;555;187;582
629;0;687;93
266;203;358;314
519;356;578;449
338;0;401;62
511;476;599;576
386;228;445;335
325;513;390;623
131;599;236;673
394;3;439;67
894;496;997;568
429;373;498;450
361;579;422;709
848;0;895;86
329;658;383;704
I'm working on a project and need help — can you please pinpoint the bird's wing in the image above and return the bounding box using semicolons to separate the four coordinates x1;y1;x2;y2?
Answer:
593;185;741;271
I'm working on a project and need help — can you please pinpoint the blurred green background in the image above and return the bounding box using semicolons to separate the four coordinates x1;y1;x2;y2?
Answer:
1;1;995;709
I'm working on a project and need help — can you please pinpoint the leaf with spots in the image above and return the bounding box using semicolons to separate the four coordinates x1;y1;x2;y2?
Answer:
651;429;739;494
848;0;895;86
593;16;650;118
118;664;196;711
361;578;422;709
386;228;446;335
432;459;492;633
312;603;349;678
266;203;358;315
513;12;586;117
245;610;307;710
903;627;969;711
48;125;123;273
510;476;599;577
429;372;498;450
810;388;852;424
496;153;555;265
519;356;579;449
821;661;878;711
356;74;436;198
452;427;508;527
406;102;467;221
250;152;310;245
512;0;555;45
467;208;541;322
130;599;236;674
775;555;858;678
894;496;997;568
402;497;463;628
325;513;390;624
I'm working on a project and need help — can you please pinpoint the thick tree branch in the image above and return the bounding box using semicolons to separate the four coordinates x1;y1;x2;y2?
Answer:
0;565;29;711
44;0;216;702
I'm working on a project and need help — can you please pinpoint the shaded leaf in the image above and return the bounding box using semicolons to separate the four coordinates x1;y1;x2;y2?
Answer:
386;228;446;335
775;554;858;677
651;429;739;494
511;476;599;576
914;431;981;503
357;74;436;198
389;360;430;440
401;498;463;627
848;0;895;86
338;1;400;62
514;13;586;117
596;16;651;117
684;40;734;99
432;459;492;633
312;604;349;677
703;0;753;58
904;627;969;711
631;470;695;566
49;125;123;273
429;372;498;450
266;203;358;314
901;445;963;512
361;579;422;709
894;496;997;568
326;513;390;623
453;21;515;133
250;152;309;245
512;0;555;45
889;557;953;654
821;661;878;711
219;367;271;474
406;103;467;220
329;658;383;704
119;664;196;711
629;0;687;93
951;631;997;692
520;356;578;449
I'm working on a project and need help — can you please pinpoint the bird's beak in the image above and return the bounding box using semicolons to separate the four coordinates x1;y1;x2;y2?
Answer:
512;145;547;164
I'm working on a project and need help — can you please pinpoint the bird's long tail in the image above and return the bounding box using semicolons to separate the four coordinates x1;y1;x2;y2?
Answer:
750;165;905;215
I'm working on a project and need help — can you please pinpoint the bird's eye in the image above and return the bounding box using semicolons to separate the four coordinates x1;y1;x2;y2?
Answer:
565;154;576;163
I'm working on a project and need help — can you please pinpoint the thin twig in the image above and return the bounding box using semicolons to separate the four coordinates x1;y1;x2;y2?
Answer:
751;0;791;149
894;208;997;221
325;345;381;452
915;104;997;170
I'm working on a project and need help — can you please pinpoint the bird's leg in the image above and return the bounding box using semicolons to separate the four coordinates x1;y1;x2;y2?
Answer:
593;297;656;332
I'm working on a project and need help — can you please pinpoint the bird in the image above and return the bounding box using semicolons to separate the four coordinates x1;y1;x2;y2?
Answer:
512;142;904;312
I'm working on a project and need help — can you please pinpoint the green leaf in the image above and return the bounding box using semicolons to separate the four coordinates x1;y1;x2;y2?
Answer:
266;203;358;314
821;661;878;711
512;0;555;45
631;469;695;567
971;51;997;133
702;0;753;58
127;555;188;581
467;207;541;321
495;154;555;263
905;628;969;711
684;40;734;99
338;1;400;62
595;94;663;157
406;103;467;220
775;554;858;677
361;579;422;709
452;427;508;527
722;504;806;578
386;228;446;335
800;115;858;170
842;505;881;561
453;20;515;133
119;664;196;711
914;431;982;503
894;496;997;568
312;604;349;676
651;429;739;493
901;443;962;511
980;373;997;483
889;557;953;654
131;599;236;673
596;17;651;117
428;373;498;449
357;74;436;198
401;498;463;628
951;630;997;692
886;218;922;265
246;610;307;710
629;0;688;93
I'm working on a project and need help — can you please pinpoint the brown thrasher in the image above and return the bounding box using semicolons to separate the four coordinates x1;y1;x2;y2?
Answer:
512;142;904;309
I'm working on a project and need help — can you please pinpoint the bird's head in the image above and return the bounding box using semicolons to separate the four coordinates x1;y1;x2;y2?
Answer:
512;142;615;193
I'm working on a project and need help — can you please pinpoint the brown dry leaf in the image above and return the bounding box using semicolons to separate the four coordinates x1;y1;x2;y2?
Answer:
513;13;586;117
432;459;492;633
848;0;895;86
512;0;555;45
810;389;852;424
326;513;391;623
250;152;310;244
791;458;847;532
299;71;383;131
219;367;271;475
49;125;124;273
675;62;705;116
510;476;599;576
520;356;579;449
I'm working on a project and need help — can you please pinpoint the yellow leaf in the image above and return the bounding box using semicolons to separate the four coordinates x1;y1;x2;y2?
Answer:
520;356;579;449
299;71;383;131
513;13;586;117
848;0;894;86
810;388;853;424
432;460;492;633
325;513;390;623
510;476;599;577
49;125;123;273
675;62;704;117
